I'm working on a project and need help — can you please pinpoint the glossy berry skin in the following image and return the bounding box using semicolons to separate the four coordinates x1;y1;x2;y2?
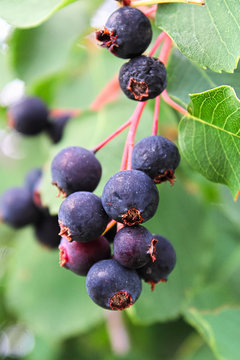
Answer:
46;115;71;144
24;168;42;193
7;96;49;136
119;56;167;101
132;135;181;184
0;187;40;229
59;235;111;276
34;213;61;249
102;170;159;226
58;191;109;242
137;234;176;288
51;146;102;197
96;6;152;59
86;259;142;310
113;225;156;269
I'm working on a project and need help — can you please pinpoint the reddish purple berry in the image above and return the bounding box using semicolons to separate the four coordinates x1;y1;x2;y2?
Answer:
59;236;111;276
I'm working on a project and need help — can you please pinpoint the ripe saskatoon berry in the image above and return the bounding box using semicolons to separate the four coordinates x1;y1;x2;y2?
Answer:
119;55;167;101
34;213;61;249
137;234;176;289
58;191;109;242
51;146;102;197
0;187;40;228
96;6;152;59
46;114;71;144
132;135;181;184
86;259;142;310
59;235;111;276
7;96;49;136
102;170;159;226
113;225;157;269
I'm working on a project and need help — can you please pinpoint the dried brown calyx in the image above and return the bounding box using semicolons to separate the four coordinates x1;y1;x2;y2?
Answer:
121;208;143;226
52;181;67;198
128;78;149;101
58;220;72;242
148;238;158;262
110;291;133;310
59;246;68;267
96;27;119;54
154;169;175;185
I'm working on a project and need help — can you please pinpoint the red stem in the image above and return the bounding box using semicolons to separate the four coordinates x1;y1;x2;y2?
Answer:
127;102;147;170
161;90;188;115
148;32;166;57
50;108;81;118
140;5;157;18
152;95;161;135
93;119;131;153
159;33;172;65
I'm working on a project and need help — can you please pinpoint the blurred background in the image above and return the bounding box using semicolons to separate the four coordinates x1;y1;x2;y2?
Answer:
0;1;239;359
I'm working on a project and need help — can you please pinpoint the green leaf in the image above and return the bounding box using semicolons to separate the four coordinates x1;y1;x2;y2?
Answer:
156;0;240;73
5;228;104;341
167;49;240;107
9;2;90;83
179;86;240;199
0;0;77;28
184;308;240;360
127;182;214;324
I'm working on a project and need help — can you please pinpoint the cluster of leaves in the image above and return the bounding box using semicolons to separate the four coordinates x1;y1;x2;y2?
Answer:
0;1;239;359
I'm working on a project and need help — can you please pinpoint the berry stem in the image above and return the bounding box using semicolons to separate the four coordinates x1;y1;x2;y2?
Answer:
93;119;131;153
139;4;157;17
158;33;172;65
131;0;205;6
161;90;188;115
90;75;120;111
148;32;166;57
152;95;161;135
102;219;116;236
127;102;147;170
105;312;130;355
50;108;81;118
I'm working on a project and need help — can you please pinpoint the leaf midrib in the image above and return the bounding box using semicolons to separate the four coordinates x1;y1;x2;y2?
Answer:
186;113;240;139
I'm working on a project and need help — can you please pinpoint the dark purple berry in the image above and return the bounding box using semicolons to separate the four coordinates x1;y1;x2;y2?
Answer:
137;234;176;290
119;55;167;101
7;96;49;136
34;213;61;249
46;114;71;144
96;6;152;59
132;135;181;184
58;191;109;242
86;259;142;310
102;170;159;226
0;187;40;228
51;146;102;197
113;225;156;269
24;168;43;193
59;235;111;276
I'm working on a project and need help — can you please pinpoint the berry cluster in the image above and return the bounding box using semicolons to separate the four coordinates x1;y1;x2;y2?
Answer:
7;96;71;143
53;134;179;310
0;167;61;249
96;5;167;101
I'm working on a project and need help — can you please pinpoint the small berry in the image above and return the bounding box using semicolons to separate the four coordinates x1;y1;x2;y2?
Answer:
34;213;61;249
113;225;157;269
119;55;167;101
51;146;102;197
96;6;152;59
46;115;71;144
58;191;109;242
86;259;142;310
137;234;176;290
59;235;111;276
132;135;181;184
7;96;49;136
102;170;159;226
0;187;40;228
